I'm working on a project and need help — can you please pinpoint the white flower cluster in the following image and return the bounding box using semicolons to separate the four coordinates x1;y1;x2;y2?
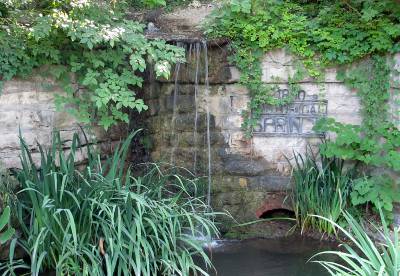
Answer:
3;0;29;7
53;11;73;29
54;12;95;32
70;0;91;8
156;61;171;76
82;19;97;28
47;7;128;46
101;25;126;41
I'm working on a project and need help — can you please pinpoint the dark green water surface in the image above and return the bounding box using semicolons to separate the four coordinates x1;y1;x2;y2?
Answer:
205;237;335;276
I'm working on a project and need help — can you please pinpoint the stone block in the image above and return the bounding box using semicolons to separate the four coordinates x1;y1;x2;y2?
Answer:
159;83;175;97
168;146;224;176
325;82;355;97
261;49;340;83
221;154;270;176
0;91;54;105
239;177;248;188
330;112;362;125
225;84;249;95
227;66;241;83
146;116;162;134
215;114;243;130
181;131;225;147
145;99;162;116
2;79;39;94
227;131;251;149
207;95;231;115
156;45;231;84
174;113;216;132
0;130;51;150
248;175;291;191
0;79;124;169
251;136;310;166
230;95;250;114
327;95;360;114
143;82;163;100
213;191;245;206
164;94;196;113
392;53;400;85
211;175;245;193
53;111;79;129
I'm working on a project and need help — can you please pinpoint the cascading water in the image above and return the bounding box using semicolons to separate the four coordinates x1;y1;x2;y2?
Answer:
170;40;212;209
203;40;212;210
169;39;216;247
169;42;182;165
192;42;200;174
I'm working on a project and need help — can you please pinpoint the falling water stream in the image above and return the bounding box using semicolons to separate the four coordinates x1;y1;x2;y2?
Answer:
203;40;212;209
170;40;212;208
192;42;200;174
169;42;182;165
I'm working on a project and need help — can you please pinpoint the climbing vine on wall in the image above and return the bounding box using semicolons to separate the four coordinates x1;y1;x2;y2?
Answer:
206;0;400;136
0;0;185;129
315;55;399;169
313;56;400;218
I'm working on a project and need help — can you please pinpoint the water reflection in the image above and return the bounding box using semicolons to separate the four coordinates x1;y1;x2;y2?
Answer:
205;237;336;276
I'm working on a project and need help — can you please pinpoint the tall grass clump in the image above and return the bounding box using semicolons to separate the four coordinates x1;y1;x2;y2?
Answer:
290;146;354;235
311;208;400;275
0;130;219;276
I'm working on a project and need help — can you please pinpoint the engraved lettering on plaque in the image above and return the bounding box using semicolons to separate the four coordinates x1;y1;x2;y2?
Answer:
253;89;327;137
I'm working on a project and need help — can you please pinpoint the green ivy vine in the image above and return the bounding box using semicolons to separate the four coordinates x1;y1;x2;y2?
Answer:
226;44;306;137
206;0;400;136
0;0;185;129
314;55;399;170
207;0;400;218
313;55;400;218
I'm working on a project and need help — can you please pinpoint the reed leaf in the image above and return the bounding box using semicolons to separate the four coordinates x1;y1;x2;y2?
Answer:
0;130;219;276
290;145;354;234
311;207;400;276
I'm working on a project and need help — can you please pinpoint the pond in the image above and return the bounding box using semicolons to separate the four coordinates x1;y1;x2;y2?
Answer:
204;237;336;276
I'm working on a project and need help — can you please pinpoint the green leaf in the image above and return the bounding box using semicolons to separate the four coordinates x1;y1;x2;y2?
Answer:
0;228;15;245
0;206;10;231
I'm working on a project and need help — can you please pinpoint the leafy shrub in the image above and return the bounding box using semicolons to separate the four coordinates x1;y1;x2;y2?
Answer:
0;1;185;129
315;118;400;221
312;208;400;275
207;0;400;66
350;176;400;222
0;131;219;275
290;146;354;235
314;117;400;174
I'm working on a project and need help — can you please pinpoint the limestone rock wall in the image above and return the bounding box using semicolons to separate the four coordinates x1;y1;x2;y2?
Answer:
0;76;125;169
144;45;400;235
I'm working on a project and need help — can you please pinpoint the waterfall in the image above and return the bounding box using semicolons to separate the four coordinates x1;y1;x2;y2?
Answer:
169;40;212;210
169;42;182;165
166;39;218;248
203;40;212;210
193;42;200;174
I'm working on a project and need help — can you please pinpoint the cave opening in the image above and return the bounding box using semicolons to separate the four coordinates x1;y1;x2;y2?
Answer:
258;208;296;219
